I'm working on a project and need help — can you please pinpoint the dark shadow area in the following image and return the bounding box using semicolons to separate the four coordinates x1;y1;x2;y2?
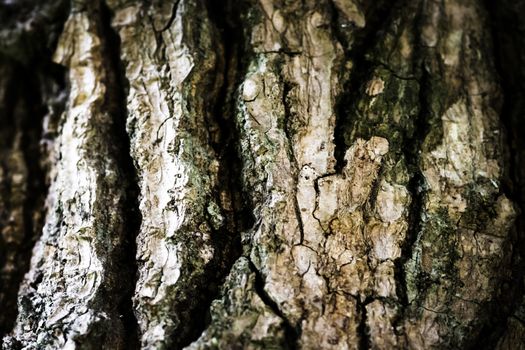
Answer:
173;0;256;348
474;0;525;348
0;0;69;339
99;1;141;348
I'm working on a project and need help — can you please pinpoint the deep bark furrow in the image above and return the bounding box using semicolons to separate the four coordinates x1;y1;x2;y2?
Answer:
356;300;370;350
0;61;49;341
331;0;400;172
99;1;141;347
479;0;525;348
198;0;259;335
249;260;299;349
177;1;251;345
395;60;430;313
383;2;429;315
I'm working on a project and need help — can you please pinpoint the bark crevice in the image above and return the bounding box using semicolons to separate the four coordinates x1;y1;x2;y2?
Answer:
331;0;399;173
176;1;255;347
99;1;141;347
471;0;525;348
248;260;299;349
356;299;370;350
394;61;429;310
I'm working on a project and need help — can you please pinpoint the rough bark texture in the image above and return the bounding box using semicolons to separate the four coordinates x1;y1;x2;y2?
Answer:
1;0;524;349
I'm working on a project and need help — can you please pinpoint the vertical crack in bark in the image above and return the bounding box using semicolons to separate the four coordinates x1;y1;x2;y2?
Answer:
331;0;399;173
356;299;370;350
350;0;431;333
248;260;299;349
392;0;519;346
153;0;180;33
282;80;306;246
98;2;140;347
175;1;254;347
204;0;254;247
394;61;429;310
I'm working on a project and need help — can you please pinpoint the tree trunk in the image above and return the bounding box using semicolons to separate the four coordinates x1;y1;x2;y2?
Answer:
1;0;524;349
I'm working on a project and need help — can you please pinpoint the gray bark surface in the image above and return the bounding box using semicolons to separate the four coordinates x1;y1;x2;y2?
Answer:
0;0;524;349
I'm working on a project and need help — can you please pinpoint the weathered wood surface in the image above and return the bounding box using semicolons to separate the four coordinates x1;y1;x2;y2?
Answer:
1;0;524;349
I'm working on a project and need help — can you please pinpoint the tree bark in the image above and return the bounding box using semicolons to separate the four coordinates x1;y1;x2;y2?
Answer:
1;0;524;349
